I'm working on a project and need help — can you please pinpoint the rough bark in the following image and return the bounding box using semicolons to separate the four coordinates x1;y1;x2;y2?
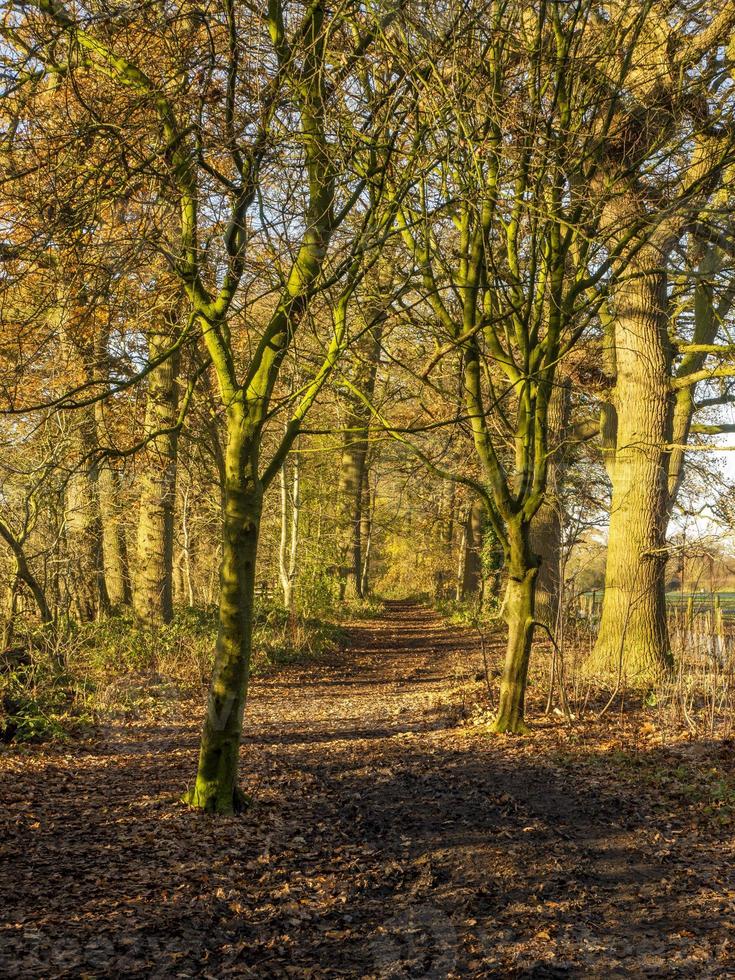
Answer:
93;321;130;611
587;241;674;684
133;329;179;625
57;299;109;621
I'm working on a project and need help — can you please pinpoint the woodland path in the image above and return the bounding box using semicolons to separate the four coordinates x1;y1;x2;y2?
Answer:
2;601;735;978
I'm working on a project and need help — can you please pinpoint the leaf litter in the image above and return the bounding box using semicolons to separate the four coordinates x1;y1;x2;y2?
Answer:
2;601;734;977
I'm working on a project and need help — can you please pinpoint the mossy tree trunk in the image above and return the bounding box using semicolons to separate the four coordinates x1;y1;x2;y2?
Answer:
0;521;53;629
32;0;407;812
58;302;108;621
183;414;260;814
337;431;366;600
388;9;583;733
492;519;537;733
96;458;130;609
133;328;179;625
94;333;130;611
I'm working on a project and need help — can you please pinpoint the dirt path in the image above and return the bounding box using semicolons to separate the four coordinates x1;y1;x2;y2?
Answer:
2;602;734;978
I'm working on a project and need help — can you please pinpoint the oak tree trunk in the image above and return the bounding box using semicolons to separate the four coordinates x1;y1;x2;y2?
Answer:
588;247;673;684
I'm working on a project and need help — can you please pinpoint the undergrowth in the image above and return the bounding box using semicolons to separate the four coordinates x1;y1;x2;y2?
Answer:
1;600;343;744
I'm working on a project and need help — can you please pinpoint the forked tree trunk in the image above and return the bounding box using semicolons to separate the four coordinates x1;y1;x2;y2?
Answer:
492;519;537;733
587;247;673;684
184;420;261;814
133;330;179;625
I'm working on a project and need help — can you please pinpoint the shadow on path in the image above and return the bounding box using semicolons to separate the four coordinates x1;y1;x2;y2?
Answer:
2;601;733;978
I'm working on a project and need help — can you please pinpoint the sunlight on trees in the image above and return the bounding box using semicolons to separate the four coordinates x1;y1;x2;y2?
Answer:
2;0;735;808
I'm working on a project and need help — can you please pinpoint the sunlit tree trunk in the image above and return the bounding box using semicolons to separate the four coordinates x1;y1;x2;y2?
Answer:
587;245;674;684
96;458;130;609
278;447;300;616
181;484;195;607
58;300;108;621
184;411;260;814
133;329;179;624
492;518;537;733
360;471;375;597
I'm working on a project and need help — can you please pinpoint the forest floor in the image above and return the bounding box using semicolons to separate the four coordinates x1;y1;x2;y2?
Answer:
2;601;735;978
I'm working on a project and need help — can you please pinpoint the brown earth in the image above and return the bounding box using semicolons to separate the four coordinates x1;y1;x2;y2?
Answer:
2;601;734;978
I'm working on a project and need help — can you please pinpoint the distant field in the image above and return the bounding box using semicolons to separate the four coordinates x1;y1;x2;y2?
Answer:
666;592;735;619
581;591;735;619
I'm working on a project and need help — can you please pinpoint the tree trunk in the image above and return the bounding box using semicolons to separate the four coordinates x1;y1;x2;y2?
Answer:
93;324;130;611
181;485;195;607
337;432;365;600
455;516;468;601
184;420;261;814
97;459;130;609
359;471;375;597
459;498;484;599
133;329;179;625
530;379;570;629
337;316;382;600
587;247;673;684
0;523;53;630
278;448;300;617
492;520;537;733
65;415;108;621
